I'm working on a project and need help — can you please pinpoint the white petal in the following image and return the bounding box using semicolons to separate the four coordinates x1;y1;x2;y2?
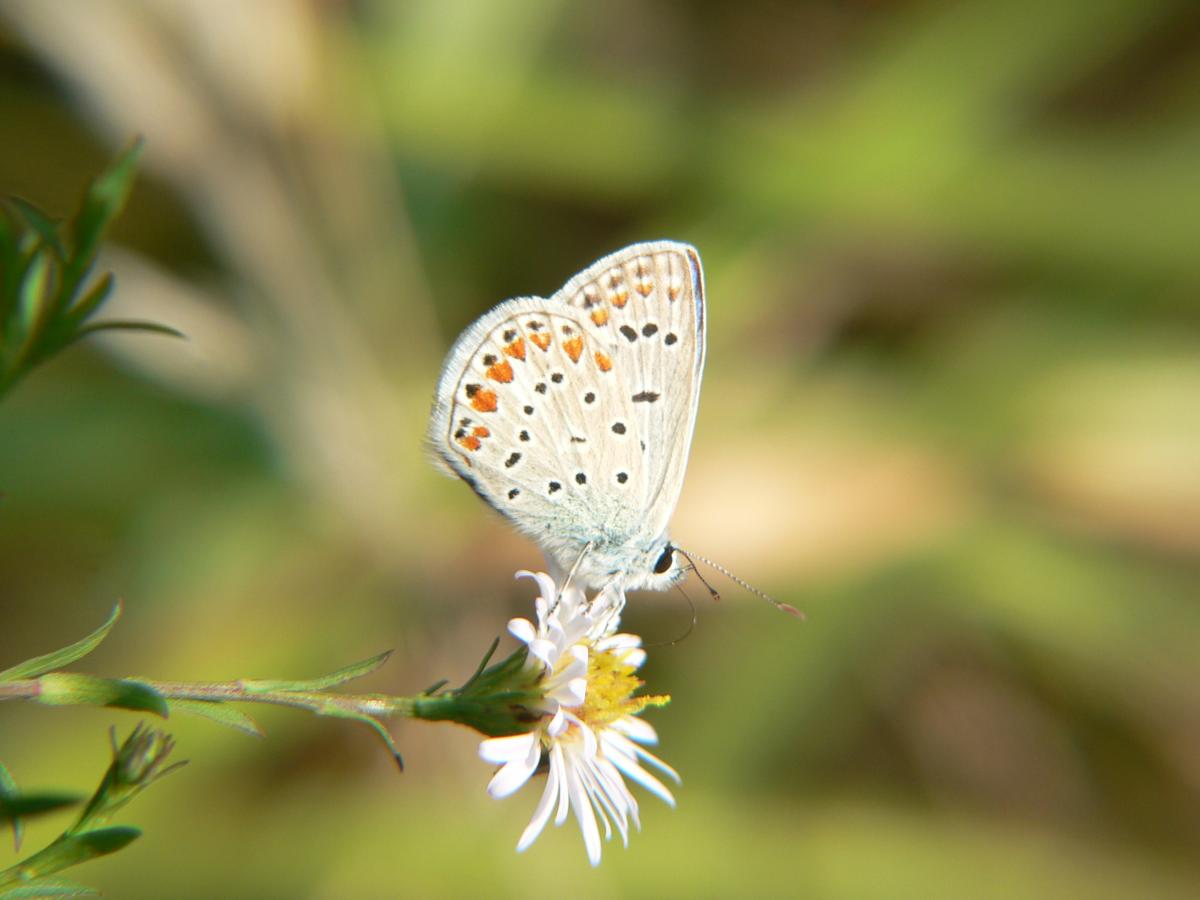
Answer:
599;633;642;652
612;715;658;746
604;745;676;807
633;744;681;784
621;649;647;669
560;616;592;648
516;761;559;853
561;677;588;707
579;720;599;758
604;728;681;783
479;733;536;764
579;763;614;841
507;618;536;645
487;738;542;799
564;750;603;866
528;638;558;669
596;755;641;833
515;570;558;606
556;649;587;683
553;743;571;825
547;706;568;737
582;756;632;845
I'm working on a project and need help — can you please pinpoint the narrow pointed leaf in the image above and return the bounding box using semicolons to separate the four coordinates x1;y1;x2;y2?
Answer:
70;320;184;341
63;273;113;326
0;604;122;681
244;650;393;694
0;878;99;898
0;206;19;314
9;199;64;260
316;705;404;771
36;674;168;718
10;828;140;884
169;699;264;737
2;249;50;364
62;140;142;300
0;763;20;851
0;793;81;824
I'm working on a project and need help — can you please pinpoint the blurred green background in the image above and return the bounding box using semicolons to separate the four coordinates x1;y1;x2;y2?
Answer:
2;1;1199;897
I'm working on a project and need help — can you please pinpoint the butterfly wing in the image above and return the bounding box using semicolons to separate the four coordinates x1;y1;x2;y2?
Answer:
554;241;705;543
428;241;705;583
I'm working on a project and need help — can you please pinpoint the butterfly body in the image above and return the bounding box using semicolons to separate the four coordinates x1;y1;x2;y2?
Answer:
429;241;705;593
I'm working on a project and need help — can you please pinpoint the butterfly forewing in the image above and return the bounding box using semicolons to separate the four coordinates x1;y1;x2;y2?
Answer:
556;243;704;540
428;241;705;577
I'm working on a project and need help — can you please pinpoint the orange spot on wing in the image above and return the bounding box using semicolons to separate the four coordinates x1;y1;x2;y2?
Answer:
457;435;481;451
591;308;609;326
471;389;498;412
668;274;683;300
562;335;584;363
503;338;525;360
634;257;654;296
530;332;551;351
594;351;613;372
472;426;490;438
487;359;513;382
611;289;629;308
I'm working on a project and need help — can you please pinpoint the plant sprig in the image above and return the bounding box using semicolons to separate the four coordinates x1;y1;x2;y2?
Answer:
0;603;540;894
0;604;540;770
0;725;181;899
0;138;182;399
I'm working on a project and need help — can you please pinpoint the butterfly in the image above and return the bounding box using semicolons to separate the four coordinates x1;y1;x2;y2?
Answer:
428;241;705;594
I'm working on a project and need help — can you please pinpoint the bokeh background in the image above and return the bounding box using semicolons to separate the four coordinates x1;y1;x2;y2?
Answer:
2;1;1199;897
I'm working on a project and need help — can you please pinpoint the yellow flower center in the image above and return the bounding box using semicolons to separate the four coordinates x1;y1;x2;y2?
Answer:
578;646;669;729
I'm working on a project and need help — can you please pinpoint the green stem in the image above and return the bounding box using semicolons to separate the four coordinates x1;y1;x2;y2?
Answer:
0;676;418;719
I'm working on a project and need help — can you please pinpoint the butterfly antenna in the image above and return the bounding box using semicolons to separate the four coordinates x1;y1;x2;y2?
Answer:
675;549;722;602
676;547;805;619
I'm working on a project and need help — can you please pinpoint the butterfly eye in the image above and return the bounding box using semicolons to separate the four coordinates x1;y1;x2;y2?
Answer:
653;546;674;575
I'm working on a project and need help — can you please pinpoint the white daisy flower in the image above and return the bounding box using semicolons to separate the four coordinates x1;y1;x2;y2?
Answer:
478;570;679;866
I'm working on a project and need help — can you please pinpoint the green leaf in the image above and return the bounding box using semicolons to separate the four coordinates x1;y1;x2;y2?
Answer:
69;319;185;342
61;273;112;326
62;140;142;301
0;763;20;851
0;879;99;899
0;206;18;317
9;198;65;260
10;828;140;885
1;249;50;367
317;704;404;771
169;699;264;737
243;650;393;694
0;605;122;681
35;674;168;718
0;793;81;824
